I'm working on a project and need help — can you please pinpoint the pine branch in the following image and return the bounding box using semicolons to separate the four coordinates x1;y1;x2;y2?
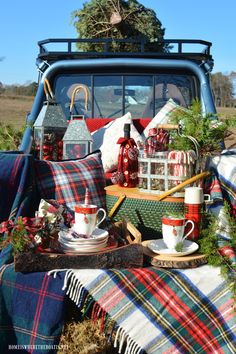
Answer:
108;0;120;13
96;0;110;22
93;26;113;36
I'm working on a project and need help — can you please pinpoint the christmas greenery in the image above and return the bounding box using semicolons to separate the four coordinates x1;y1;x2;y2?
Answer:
0;122;24;150
169;100;236;156
71;0;167;52
198;202;236;306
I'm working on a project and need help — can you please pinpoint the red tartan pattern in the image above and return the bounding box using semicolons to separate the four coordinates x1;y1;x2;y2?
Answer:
35;151;106;213
63;266;236;354
184;203;202;240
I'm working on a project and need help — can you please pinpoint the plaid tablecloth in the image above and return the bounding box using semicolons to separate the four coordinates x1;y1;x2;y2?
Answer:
51;265;236;354
0;264;66;353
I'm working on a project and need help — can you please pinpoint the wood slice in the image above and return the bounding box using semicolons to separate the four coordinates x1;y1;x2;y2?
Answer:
14;242;143;273
142;240;207;269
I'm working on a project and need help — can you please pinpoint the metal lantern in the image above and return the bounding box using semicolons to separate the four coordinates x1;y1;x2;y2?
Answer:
62;116;93;159
33;79;67;161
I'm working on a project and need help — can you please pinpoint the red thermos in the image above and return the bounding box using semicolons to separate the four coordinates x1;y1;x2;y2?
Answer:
184;187;203;240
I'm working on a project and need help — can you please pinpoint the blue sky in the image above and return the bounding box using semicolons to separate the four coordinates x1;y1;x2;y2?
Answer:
0;0;235;85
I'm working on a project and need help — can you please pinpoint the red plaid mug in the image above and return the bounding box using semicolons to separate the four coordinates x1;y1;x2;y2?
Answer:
74;204;106;237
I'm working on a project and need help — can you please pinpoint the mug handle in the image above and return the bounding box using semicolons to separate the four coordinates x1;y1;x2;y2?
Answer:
183;220;195;240
96;208;107;227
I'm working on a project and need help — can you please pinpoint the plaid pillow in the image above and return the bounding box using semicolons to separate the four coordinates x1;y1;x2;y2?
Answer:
34;151;106;213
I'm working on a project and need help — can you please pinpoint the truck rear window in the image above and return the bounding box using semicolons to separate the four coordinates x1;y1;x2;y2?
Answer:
54;73;198;119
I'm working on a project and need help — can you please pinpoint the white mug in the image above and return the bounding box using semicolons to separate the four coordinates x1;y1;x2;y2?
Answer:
162;216;194;250
184;187;211;205
74;204;106;237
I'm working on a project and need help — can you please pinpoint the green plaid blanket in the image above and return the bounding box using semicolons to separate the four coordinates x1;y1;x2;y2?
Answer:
53;265;236;354
0;264;66;353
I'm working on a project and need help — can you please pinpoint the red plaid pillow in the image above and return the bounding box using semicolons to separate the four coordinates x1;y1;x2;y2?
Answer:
34;151;106;213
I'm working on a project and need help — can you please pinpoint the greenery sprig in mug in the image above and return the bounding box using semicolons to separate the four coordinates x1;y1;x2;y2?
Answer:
162;212;185;252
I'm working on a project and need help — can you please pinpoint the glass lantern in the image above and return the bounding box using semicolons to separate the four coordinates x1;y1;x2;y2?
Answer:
62;116;93;159
33;98;68;161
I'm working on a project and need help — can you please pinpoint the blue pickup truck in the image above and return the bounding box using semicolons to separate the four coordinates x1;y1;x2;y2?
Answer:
20;38;216;155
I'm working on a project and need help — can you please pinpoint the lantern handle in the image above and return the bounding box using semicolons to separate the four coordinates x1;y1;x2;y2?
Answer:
43;78;54;100
70;84;89;114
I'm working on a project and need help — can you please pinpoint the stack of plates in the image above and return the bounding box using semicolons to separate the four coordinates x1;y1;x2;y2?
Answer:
58;228;109;254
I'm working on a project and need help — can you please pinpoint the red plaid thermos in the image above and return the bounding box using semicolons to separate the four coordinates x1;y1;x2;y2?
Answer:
184;187;203;240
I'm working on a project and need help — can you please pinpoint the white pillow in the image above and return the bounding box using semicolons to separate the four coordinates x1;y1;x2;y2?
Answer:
142;98;180;138
92;112;142;172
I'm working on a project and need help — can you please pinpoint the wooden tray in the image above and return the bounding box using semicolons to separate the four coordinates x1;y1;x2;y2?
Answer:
142;240;207;268
14;240;143;272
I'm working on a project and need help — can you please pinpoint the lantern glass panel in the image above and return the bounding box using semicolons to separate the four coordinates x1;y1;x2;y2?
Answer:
64;142;87;159
34;127;65;160
34;128;43;159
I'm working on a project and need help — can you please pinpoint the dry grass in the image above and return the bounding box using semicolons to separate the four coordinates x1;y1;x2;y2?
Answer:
59;319;116;354
0;95;34;128
216;107;236;149
217;106;236;118
57;301;119;354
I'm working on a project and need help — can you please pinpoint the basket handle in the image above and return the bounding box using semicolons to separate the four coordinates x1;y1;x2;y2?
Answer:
108;194;126;218
156;171;211;201
156;124;179;130
69;84;89;114
43;78;54;100
157;123;200;160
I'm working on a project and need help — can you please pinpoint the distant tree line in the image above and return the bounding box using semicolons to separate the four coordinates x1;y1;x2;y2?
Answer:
0;82;38;96
211;71;235;107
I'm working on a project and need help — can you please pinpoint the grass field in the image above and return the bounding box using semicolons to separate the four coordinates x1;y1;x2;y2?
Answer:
0;95;34;128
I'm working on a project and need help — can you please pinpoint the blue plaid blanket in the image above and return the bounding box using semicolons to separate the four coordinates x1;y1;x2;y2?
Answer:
0;264;66;353
0;152;39;224
0;152;67;353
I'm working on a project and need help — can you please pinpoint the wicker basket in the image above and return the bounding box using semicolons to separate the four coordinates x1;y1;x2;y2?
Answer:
106;185;184;240
138;151;197;197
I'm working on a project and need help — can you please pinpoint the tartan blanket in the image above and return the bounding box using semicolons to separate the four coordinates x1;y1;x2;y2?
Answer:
206;150;236;217
204;150;236;264
0;152;39;224
0;264;66;353
51;266;236;354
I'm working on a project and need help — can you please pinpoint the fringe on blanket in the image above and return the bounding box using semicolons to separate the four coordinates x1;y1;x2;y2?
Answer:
48;269;143;354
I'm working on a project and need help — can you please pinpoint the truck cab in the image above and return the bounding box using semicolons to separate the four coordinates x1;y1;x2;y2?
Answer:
20;38;216;155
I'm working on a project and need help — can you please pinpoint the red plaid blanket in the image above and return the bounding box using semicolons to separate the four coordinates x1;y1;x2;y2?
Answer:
51;266;236;354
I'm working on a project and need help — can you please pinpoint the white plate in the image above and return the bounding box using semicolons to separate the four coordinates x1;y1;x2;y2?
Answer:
59;241;108;254
58;228;109;243
147;239;199;257
59;234;108;246
59;239;108;251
